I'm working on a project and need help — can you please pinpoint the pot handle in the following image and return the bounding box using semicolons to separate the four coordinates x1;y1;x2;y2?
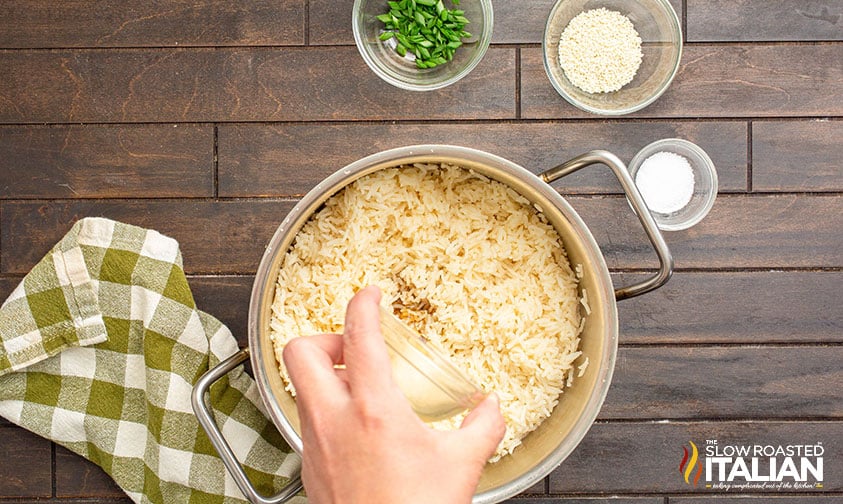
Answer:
540;150;673;301
191;348;304;504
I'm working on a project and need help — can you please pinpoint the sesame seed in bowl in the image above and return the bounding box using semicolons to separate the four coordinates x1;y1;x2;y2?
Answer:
543;0;683;115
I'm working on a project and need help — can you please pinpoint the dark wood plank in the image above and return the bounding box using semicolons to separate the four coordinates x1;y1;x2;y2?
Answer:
507;477;546;497
687;1;843;42
3;195;841;275
601;346;843;420
0;426;52;497
0;200;296;275
307;0;353;45
0;0;305;48
492;0;558;44
0;277;20;423
674;497;843;504
492;0;683;45
0;47;515;124
0;125;213;198
615;271;843;344
55;445;125;498
548;421;840;493
4;500;133;504
309;0;683;45
309;0;562;45
0;276;18;426
218;121;746;197
568;194;843;270
188;275;253;347
507;499;661;504
521;44;843;119
0;277;19;303
10;255;840;348
753;120;843;192
178;270;843;352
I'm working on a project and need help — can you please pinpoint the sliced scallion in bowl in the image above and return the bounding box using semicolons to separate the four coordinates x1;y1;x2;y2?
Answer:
377;0;472;69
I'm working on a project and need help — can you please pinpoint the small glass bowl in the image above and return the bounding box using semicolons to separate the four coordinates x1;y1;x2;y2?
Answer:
352;0;493;91
543;0;682;115
628;138;719;231
379;306;484;421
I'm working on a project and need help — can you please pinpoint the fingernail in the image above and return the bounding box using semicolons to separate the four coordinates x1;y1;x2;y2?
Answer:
487;392;500;407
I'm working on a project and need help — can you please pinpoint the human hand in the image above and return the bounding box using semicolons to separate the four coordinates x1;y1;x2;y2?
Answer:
282;285;505;504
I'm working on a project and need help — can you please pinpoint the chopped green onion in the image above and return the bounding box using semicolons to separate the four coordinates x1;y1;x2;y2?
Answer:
375;0;472;69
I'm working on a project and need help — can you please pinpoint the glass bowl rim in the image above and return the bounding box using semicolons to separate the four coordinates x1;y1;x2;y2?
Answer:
628;138;719;231
541;0;683;115
352;0;495;91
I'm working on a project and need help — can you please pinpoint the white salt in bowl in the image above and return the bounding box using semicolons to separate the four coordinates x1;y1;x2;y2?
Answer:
628;138;718;231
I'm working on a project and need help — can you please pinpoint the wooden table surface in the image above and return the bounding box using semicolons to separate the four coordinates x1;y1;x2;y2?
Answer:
1;0;841;503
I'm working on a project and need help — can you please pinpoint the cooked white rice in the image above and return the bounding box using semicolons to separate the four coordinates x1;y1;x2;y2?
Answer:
269;163;584;461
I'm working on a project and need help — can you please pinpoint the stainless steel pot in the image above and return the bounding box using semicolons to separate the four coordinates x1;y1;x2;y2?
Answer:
192;145;672;504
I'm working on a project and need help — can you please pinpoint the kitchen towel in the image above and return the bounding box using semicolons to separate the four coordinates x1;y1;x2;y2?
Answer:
0;217;302;504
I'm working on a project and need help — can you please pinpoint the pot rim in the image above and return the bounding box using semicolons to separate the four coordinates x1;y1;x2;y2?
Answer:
248;144;620;503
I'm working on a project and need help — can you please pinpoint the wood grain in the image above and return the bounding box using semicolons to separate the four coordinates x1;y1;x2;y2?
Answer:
189;275;253;346
3;195;840;274
0;276;19;425
567;194;843;270
509;500;662;504
308;0;562;45
0;47;515;124
673;497;843;504
217;121;747;197
513;477;546;497
309;0;683;45
548;421;841;493
601;346;843;420
0;0;840;501
55;445;125;498
0;125;213;198
521;44;843;119
670;494;840;504
753;120;843;192
170;271;843;349
614;271;843;344
0;277;19;305
493;0;683;45
307;0;354;45
0;426;52;497
0;200;297;275
0;279;19;421
687;1;843;42
0;0;305;48
0;501;130;504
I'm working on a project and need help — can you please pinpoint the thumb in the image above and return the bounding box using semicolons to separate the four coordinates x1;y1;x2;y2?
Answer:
456;393;506;461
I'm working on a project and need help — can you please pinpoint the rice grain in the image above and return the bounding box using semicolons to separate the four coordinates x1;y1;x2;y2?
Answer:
270;163;585;461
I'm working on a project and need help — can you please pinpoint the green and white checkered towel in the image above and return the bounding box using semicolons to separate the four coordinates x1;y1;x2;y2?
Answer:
0;217;302;504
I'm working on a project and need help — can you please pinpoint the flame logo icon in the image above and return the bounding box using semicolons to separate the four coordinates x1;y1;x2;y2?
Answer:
679;441;703;486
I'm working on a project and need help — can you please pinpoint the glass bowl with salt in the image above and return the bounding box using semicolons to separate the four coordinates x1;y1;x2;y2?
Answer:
628;138;718;231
